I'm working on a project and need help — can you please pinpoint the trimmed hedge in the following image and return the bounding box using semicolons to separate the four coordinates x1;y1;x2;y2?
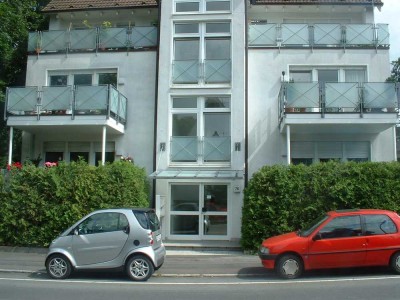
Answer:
0;160;149;247
241;161;400;252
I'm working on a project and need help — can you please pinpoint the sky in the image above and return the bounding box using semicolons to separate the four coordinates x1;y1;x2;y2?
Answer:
375;0;400;62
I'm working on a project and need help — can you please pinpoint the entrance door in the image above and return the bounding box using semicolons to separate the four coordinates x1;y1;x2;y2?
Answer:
169;184;228;239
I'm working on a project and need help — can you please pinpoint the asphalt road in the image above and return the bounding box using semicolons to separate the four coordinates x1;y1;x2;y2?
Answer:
1;270;400;300
1;247;400;300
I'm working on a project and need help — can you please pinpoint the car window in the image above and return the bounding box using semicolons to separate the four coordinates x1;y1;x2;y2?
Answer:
364;214;397;235
318;215;362;239
133;211;161;231
78;212;128;235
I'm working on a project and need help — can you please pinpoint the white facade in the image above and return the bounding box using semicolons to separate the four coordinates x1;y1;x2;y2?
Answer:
4;0;398;244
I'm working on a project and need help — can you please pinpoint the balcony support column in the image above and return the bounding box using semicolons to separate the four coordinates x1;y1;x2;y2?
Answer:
286;125;291;165
393;125;397;162
8;127;14;165
102;126;107;166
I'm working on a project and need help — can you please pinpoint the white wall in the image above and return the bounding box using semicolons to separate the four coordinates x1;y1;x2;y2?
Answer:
25;51;157;173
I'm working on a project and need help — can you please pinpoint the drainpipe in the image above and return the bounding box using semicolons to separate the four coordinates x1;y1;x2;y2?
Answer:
286;125;291;165
102;126;106;166
8;126;14;165
244;0;249;187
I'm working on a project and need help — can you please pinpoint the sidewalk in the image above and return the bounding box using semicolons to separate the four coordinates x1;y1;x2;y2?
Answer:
0;246;267;278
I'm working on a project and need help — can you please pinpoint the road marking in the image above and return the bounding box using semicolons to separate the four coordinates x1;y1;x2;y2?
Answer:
0;276;399;286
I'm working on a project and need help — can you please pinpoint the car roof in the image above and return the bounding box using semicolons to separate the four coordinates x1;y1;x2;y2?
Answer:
91;208;155;213
327;209;396;217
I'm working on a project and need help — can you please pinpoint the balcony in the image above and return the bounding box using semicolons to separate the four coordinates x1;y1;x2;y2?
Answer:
5;85;127;134
278;82;399;134
28;26;158;54
172;59;232;84
170;136;231;163
248;23;389;49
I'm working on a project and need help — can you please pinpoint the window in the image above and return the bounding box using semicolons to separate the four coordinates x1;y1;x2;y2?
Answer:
173;22;231;85
364;215;397;235
95;152;115;166
171;96;231;163
50;75;67;86
45;152;63;162
319;215;362;239
48;70;117;86
289;66;367;83
291;141;370;163
77;213;129;235
175;0;230;13
70;152;89;162
74;74;92;85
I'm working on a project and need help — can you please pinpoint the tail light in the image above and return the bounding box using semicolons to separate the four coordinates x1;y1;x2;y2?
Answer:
148;231;154;245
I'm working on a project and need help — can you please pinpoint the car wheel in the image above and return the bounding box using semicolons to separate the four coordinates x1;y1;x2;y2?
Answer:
126;255;154;281
275;254;303;279
390;252;400;274
46;254;72;279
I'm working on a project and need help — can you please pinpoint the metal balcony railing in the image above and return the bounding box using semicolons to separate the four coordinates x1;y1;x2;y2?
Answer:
172;59;231;84
28;26;158;54
249;23;389;48
5;85;127;125
170;136;231;163
279;82;399;119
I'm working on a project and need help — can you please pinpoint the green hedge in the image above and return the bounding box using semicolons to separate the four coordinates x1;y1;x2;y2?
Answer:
241;161;400;252
0;160;149;247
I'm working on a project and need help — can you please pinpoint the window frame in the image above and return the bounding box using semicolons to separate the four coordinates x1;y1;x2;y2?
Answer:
170;96;231;165
174;0;231;14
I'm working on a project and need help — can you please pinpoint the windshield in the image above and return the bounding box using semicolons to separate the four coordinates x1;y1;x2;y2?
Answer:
298;215;329;237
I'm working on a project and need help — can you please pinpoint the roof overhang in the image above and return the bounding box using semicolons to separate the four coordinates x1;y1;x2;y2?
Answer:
149;170;244;179
250;0;383;7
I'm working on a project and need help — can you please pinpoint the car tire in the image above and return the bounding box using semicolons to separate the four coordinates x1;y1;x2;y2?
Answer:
126;255;154;281
390;252;400;274
275;254;303;279
46;254;72;279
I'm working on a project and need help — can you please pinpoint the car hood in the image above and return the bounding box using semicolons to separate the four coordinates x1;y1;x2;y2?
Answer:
262;232;300;247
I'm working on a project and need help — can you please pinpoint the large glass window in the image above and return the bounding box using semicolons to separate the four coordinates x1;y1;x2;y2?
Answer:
173;22;231;85
48;70;117;86
171;96;231;164
170;184;228;237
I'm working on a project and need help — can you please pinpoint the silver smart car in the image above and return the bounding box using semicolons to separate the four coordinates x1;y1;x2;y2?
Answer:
45;208;166;281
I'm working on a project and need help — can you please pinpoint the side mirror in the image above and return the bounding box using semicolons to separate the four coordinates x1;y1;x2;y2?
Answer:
312;232;322;241
74;228;79;236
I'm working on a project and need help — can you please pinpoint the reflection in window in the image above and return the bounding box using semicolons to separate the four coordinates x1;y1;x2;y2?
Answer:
319;216;362;239
365;215;397;235
50;75;68;86
98;73;117;87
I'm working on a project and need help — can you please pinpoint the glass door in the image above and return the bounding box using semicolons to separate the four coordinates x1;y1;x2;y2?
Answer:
169;184;228;239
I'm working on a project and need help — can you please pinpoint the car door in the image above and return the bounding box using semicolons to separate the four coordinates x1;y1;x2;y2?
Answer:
72;212;129;266
307;215;367;269
363;214;400;266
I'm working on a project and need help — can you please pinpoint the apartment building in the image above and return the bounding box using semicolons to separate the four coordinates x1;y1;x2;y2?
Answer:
4;0;398;244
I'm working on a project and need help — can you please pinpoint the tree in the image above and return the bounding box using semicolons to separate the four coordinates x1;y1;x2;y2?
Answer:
0;0;50;166
386;58;400;83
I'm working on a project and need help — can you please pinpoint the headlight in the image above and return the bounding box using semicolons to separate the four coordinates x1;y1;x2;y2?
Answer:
259;246;270;254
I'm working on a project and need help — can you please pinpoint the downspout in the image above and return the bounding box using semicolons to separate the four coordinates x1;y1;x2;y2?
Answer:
8;126;14;165
244;0;249;187
151;0;162;208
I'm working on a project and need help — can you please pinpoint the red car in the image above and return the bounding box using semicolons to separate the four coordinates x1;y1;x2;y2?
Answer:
259;209;400;279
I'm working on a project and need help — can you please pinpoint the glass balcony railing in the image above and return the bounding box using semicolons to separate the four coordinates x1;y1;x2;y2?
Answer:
5;85;127;125
172;59;231;84
170;136;231;163
279;82;399;117
249;23;389;48
28;26;158;53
